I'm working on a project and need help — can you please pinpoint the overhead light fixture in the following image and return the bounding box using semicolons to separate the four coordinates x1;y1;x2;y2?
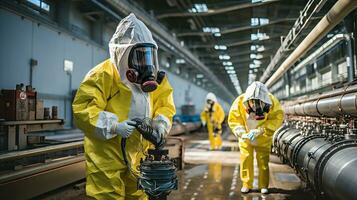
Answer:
251;45;266;52
252;0;265;3
251;32;269;41
176;59;186;64
214;32;221;37
257;46;265;52
196;74;204;79
203;27;220;33
219;55;231;60
225;66;234;70
256;54;263;59
251;17;269;26
253;60;262;65
214;45;227;50
188;3;208;13
250;53;264;59
249;63;260;69
223;61;232;66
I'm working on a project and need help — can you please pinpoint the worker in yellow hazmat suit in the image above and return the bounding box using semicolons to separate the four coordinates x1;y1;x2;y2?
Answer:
72;13;176;199
200;92;225;150
228;81;283;194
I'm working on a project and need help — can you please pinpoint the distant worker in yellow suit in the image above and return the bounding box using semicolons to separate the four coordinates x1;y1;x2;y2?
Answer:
200;92;225;150
228;81;283;194
72;13;176;199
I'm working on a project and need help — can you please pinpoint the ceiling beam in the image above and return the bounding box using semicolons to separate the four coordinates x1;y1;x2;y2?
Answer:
156;0;281;19
176;18;303;37
187;34;281;49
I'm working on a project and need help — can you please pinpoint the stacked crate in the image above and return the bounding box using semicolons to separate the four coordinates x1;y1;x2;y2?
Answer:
1;89;29;121
0;84;42;121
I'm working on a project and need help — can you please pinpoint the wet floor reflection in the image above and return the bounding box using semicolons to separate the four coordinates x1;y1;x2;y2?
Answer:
170;162;312;200
169;135;313;200
170;163;238;200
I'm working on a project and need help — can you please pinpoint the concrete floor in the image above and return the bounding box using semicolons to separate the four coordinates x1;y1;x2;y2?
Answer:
168;131;313;200
41;131;314;200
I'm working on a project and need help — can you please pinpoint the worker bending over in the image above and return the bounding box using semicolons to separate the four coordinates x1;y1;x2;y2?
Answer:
201;92;225;150
73;13;176;199
228;81;283;194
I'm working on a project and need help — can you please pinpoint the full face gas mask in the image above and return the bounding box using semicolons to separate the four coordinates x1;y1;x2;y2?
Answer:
206;99;215;112
244;99;271;120
126;43;165;92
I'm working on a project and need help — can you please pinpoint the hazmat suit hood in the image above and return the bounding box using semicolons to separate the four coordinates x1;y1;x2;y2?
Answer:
243;81;272;105
109;13;158;83
206;92;217;103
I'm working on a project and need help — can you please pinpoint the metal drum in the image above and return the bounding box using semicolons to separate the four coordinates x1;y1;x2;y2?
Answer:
293;135;325;181
280;129;300;164
321;144;357;200
286;133;304;167
304;139;332;186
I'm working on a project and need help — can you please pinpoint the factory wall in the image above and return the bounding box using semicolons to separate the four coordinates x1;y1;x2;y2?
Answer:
168;73;231;114
0;8;231;127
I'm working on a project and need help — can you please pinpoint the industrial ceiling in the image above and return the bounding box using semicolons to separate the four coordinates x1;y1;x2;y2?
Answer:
130;0;334;95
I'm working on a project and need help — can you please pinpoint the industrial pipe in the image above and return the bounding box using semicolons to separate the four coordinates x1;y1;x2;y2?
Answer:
265;0;357;87
285;92;357;117
284;84;357;117
273;127;357;200
290;34;353;75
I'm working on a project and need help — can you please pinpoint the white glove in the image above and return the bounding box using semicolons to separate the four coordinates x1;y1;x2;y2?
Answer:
111;120;136;138
233;126;246;139
242;128;263;141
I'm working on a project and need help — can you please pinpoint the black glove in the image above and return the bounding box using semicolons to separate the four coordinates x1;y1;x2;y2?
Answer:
201;123;206;128
131;118;165;148
214;127;221;133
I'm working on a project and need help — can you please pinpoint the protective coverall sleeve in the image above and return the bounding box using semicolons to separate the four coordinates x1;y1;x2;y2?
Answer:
72;66;113;139
152;77;176;134
216;103;225;124
200;110;207;124
261;95;284;136
228;95;246;133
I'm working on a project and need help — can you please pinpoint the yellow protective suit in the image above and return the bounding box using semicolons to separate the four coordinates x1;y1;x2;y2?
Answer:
228;93;283;189
73;13;176;200
200;96;225;150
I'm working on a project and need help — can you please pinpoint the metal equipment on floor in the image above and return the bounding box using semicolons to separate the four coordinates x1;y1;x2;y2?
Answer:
126;118;178;200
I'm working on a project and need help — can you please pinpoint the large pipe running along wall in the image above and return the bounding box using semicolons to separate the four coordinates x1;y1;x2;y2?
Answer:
265;0;357;88
284;84;357;117
273;126;357;200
